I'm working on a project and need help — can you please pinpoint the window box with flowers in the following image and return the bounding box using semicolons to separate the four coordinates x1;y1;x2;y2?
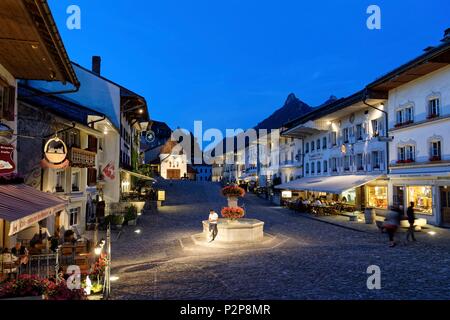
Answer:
394;120;414;128
397;159;415;164
429;155;441;162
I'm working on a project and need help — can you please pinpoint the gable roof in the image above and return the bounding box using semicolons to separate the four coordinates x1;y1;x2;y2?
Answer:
367;40;450;92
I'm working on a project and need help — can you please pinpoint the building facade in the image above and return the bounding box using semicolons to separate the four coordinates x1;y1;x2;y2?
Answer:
279;90;389;211
367;33;450;226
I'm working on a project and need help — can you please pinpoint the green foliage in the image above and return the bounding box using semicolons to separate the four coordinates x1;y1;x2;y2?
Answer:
125;205;138;222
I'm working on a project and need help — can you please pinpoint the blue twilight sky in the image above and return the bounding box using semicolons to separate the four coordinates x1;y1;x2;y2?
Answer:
49;0;449;138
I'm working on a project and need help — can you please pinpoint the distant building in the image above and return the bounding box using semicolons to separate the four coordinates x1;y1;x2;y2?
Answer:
159;140;188;180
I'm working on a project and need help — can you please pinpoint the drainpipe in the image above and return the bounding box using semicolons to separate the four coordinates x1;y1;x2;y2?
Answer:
363;89;390;176
87;115;107;128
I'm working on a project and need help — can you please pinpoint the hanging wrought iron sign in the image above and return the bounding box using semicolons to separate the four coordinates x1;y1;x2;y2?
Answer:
41;136;69;169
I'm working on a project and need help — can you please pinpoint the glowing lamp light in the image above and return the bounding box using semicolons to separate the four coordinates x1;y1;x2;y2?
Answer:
110;276;119;282
428;231;437;236
134;229;141;234
94;247;102;255
139;109;144;114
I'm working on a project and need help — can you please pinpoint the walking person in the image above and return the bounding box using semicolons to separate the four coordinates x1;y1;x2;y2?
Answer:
383;209;401;247
208;209;219;242
406;202;417;242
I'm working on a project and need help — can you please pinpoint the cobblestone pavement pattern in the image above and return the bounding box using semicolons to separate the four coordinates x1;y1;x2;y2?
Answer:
111;181;450;300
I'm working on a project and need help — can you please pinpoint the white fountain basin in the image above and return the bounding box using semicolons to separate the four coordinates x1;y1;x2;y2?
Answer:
202;218;264;242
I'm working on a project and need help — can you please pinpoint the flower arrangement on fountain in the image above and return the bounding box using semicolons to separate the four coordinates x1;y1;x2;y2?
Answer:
221;185;246;198
221;206;245;220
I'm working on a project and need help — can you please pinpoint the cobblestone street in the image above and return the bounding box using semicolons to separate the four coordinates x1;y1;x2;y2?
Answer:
111;181;450;300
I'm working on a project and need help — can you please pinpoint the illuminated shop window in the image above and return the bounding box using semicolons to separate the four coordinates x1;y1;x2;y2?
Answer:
367;186;388;209
407;186;433;215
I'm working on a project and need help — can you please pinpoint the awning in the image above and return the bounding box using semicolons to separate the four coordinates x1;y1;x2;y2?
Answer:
275;175;381;194
120;169;156;182
0;184;67;236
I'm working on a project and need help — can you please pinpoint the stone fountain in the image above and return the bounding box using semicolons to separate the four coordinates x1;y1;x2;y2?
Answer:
199;186;265;244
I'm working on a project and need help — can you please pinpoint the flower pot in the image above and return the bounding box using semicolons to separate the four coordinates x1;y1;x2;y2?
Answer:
364;208;376;224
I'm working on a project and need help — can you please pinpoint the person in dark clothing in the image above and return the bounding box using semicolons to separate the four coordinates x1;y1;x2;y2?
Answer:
406;202;417;242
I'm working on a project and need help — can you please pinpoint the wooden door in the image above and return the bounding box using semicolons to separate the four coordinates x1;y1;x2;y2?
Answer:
167;169;180;180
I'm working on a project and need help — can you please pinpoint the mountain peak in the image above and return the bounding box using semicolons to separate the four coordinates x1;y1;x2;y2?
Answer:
285;93;297;104
254;93;313;130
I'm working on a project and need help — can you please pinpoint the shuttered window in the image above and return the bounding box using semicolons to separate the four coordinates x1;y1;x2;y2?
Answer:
87;135;98;153
0;85;16;121
87;168;97;186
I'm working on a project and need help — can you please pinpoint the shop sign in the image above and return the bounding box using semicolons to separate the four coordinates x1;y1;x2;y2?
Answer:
282;190;293;199
158;190;166;201
0;144;16;175
41;137;69;169
8;206;64;236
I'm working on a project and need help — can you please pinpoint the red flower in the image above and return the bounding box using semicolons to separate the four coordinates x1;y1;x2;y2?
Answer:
221;206;245;219
221;186;246;198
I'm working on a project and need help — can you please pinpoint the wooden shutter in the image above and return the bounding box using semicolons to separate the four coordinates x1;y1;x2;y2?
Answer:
87;168;97;186
2;86;16;121
87;135;98;153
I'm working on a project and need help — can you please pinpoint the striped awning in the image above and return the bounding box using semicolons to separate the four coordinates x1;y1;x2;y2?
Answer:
0;184;67;236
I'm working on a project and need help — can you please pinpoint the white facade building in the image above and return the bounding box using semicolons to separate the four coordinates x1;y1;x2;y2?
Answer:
367;38;450;226
279;90;389;210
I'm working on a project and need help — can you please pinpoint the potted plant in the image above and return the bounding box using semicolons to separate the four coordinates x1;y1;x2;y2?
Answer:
221;186;246;208
125;205;138;225
105;214;125;229
221;207;245;221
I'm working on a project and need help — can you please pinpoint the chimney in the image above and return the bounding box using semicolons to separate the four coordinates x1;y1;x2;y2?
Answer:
92;56;101;75
441;28;450;43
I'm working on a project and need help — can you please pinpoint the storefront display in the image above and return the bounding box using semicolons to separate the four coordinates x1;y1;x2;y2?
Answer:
367;186;388;209
340;189;356;204
407;186;433;215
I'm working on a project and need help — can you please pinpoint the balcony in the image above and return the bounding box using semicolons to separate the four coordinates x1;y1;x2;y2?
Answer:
69;147;96;168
